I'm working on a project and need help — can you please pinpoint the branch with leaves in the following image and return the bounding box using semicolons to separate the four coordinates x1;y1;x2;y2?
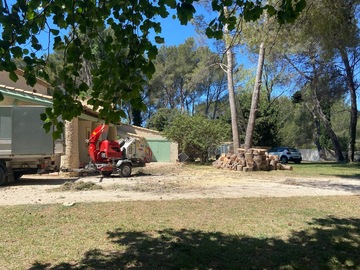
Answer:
0;0;306;138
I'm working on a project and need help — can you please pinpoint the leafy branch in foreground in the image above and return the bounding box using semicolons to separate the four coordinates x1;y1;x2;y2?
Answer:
0;0;306;138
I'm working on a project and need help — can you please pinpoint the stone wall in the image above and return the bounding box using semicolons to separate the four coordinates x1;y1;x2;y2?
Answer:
60;119;79;176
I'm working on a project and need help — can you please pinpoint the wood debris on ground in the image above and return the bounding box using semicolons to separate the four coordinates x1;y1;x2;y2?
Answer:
212;148;293;172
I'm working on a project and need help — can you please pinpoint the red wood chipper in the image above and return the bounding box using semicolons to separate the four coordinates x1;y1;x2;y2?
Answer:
86;124;149;177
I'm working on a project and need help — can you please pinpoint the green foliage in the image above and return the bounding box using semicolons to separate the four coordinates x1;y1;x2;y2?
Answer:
148;38;226;116
164;114;230;163
291;91;303;103
131;107;143;126
236;0;359;156
237;90;282;147
149;38;199;110
206;0;306;39
146;108;181;131
277;98;315;148
329;101;350;152
0;0;306;138
253;106;280;147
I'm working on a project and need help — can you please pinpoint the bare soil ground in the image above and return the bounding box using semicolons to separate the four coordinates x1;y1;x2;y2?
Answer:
1;162;360;206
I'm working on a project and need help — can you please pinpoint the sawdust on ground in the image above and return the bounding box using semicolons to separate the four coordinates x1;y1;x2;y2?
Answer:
1;162;359;206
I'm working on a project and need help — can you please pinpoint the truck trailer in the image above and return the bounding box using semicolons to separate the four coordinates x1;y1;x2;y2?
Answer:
0;106;54;185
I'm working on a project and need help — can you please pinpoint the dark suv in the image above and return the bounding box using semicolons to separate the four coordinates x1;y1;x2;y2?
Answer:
267;147;302;164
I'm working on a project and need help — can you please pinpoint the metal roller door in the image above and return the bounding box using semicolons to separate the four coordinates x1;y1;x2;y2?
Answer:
146;139;171;162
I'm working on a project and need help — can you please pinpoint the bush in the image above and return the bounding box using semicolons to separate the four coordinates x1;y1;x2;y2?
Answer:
164;114;231;163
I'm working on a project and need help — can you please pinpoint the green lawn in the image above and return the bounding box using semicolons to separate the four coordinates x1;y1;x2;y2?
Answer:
290;162;360;178
1;196;359;269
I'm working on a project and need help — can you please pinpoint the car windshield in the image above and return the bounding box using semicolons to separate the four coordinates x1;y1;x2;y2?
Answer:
289;148;298;152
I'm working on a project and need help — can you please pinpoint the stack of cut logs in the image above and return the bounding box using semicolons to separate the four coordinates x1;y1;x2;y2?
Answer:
213;148;293;172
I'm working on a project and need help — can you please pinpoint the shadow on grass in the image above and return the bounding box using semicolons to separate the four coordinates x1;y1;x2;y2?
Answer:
10;170;154;187
29;217;360;269
333;173;360;180
283;179;360;193
295;162;360;179
11;178;78;186
298;162;360;168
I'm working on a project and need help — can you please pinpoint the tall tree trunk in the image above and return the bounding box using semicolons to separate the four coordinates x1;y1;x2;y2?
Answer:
314;117;327;160
224;7;239;152
244;42;265;149
211;83;224;120
180;83;185;113
311;86;345;162
236;97;247;135
340;50;357;162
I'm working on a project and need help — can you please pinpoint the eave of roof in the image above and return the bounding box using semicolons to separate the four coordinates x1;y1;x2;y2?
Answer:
0;84;53;106
119;123;162;135
0;85;100;119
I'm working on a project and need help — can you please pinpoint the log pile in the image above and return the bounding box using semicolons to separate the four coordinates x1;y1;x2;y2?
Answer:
213;148;293;172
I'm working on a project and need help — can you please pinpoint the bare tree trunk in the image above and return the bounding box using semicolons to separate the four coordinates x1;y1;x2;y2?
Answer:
340;50;357;162
236;97;247;135
224;7;239;152
311;86;345;162
180;84;185;113
244;42;265;149
285;51;346;161
314;117;327;160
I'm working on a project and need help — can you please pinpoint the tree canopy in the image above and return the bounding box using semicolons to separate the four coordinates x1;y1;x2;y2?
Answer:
0;0;306;138
163;113;230;163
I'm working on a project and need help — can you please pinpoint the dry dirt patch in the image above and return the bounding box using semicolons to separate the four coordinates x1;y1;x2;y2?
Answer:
0;162;359;206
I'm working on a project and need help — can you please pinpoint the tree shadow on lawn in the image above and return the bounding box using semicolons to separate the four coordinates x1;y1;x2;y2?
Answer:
29;217;360;270
283;179;360;193
11;178;78;186
333;174;360;180
297;162;360;179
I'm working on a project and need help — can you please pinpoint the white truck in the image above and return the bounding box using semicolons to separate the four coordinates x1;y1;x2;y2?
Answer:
0;106;54;185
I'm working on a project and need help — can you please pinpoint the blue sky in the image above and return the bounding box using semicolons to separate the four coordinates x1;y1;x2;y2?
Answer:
154;15;253;68
156;16;196;46
32;11;199;56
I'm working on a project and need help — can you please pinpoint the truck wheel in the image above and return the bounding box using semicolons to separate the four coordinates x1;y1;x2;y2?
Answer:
101;171;112;177
0;166;7;186
119;164;132;177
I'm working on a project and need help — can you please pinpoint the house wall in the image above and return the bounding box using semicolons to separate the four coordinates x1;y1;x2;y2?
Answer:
117;123;164;139
117;124;178;163
0;71;49;95
78;120;93;166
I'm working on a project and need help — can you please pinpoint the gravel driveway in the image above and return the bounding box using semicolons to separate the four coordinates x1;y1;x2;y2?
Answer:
1;163;359;206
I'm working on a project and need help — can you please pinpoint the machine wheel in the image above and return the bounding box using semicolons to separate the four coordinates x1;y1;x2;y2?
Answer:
280;156;288;164
119;163;132;177
0;166;7;186
101;171;112;177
